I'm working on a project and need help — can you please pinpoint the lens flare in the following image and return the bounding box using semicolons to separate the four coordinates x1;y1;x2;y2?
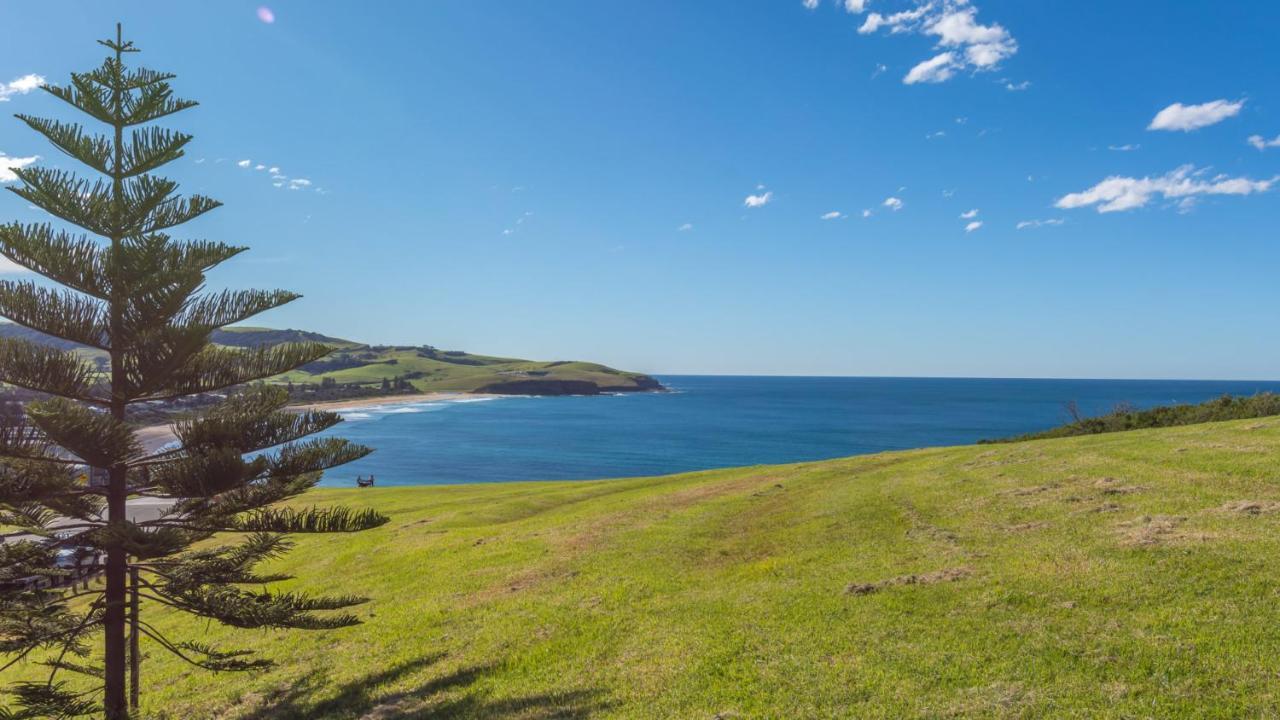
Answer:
256;6;275;24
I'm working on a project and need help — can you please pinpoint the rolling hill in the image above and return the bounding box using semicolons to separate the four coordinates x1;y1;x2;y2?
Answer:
0;324;664;397
7;417;1280;717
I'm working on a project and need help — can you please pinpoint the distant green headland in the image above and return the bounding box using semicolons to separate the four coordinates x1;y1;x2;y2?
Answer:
0;323;664;406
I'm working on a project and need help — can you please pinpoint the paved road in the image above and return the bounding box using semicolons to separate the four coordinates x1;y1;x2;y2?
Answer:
2;497;176;546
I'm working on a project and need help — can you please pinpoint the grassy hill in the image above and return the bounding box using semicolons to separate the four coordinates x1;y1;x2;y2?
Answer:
12;418;1280;717
0;324;662;396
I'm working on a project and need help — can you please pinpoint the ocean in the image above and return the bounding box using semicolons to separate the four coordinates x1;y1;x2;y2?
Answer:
317;375;1280;487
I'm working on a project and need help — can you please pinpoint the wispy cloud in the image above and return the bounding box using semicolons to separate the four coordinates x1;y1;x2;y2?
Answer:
677;222;693;231
236;159;251;168
859;2;1018;85
1015;218;1064;230
861;208;873;218
744;190;773;208
0;74;44;102
1056;165;1275;213
1108;143;1140;152
288;178;312;190
1148;99;1244;132
803;0;819;9
959;208;978;219
1247;134;1280;151
964;220;983;232
925;130;947;140
1004;80;1030;91
0;152;39;183
882;196;903;211
820;211;845;220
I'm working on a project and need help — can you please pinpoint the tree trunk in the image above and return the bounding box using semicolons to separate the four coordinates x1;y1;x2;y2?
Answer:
103;23;129;718
103;467;128;719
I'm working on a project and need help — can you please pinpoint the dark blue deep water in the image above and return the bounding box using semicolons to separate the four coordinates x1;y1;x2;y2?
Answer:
318;376;1280;486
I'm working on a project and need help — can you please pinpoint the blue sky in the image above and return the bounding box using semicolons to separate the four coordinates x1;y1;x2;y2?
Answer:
2;1;1279;379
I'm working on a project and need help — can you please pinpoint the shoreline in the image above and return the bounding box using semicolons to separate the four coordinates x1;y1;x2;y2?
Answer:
136;392;498;452
288;391;496;412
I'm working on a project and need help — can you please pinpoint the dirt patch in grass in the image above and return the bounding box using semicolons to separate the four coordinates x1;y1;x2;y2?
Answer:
1004;521;1050;533
1093;477;1145;496
1218;500;1280;515
1118;515;1188;547
845;567;972;596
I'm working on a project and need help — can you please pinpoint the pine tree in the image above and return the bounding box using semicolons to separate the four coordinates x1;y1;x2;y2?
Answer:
0;26;387;719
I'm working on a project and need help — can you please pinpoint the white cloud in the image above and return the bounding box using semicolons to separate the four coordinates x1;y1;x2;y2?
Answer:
803;0;819;9
0;153;39;183
858;5;929;34
1148;99;1244;132
964;220;983;232
237;159;251;168
744;191;773;208
882;196;903;211
862;209;873;218
860;2;1017;85
288;178;312;190
1056;165;1275;213
820;211;845;220
1108;143;1140;152
254;164;266;170
960;208;978;219
905;52;957;85
0;74;44;102
925;130;947;140
1247;134;1280;151
269;166;280;173
844;0;868;11
1004;80;1030;91
1016;218;1064;230
677;223;693;231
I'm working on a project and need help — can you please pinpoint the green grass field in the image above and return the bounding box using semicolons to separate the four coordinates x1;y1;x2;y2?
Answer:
12;418;1280;718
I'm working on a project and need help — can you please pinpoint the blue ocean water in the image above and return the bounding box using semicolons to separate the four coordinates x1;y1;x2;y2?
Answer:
317;376;1280;487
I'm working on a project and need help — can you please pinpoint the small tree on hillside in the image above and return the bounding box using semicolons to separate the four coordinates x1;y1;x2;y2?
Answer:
0;26;386;719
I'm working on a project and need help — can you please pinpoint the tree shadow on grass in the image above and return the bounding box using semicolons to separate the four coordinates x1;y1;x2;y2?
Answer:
235;653;609;720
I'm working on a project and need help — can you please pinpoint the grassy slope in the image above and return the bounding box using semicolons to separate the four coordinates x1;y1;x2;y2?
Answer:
16;419;1280;718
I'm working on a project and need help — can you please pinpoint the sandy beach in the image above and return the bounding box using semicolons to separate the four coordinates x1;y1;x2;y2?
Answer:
135;392;495;452
288;391;492;412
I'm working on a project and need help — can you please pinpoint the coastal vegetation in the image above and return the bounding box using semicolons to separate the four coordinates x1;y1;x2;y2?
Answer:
987;392;1280;443
0;28;384;718
4;417;1278;717
0;324;666;404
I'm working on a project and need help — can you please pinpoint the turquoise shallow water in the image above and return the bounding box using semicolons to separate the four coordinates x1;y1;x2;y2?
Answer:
316;375;1280;486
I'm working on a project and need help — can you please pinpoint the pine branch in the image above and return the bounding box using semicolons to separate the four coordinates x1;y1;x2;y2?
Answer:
0;224;109;300
7;167;115;237
42;74;114;126
118;126;193;177
175;385;341;454
233;506;389;534
265;437;373;479
0;339;102;404
180;288;302;335
141;342;333;400
0;280;108;349
25;398;141;468
13;116;112;176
